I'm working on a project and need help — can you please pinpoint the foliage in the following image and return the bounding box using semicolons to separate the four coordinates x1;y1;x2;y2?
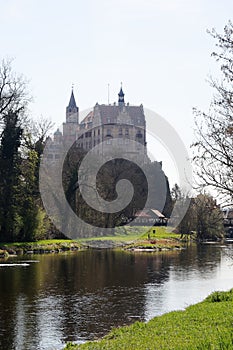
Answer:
192;21;233;201
0;60;52;242
171;185;224;241
65;290;233;350
0;112;23;241
63;142;173;235
193;193;224;241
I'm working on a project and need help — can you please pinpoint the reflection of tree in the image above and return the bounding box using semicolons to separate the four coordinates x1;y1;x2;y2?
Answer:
172;244;221;277
0;246;224;346
0;251;172;346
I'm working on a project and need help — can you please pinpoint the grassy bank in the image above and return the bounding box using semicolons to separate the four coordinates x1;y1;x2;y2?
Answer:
65;289;233;350
80;226;182;250
0;226;182;256
0;239;82;256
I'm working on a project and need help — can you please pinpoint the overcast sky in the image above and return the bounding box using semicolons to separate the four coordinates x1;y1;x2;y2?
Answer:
0;0;232;187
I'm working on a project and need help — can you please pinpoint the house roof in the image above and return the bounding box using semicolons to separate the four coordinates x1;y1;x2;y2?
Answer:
98;104;145;122
135;209;166;219
135;210;151;218
80;111;94;124
150;209;165;218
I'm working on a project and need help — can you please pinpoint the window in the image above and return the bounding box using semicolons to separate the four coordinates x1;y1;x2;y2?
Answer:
107;117;111;123
106;128;111;136
136;131;142;138
98;129;100;135
106;139;112;145
125;128;129;135
119;128;122;136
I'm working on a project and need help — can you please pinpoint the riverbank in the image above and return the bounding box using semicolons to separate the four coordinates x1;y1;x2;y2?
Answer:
80;226;183;251
65;289;233;350
0;239;82;257
0;227;183;257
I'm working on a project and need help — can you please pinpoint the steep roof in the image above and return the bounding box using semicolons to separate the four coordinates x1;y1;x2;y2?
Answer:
97;104;145;121
68;90;77;109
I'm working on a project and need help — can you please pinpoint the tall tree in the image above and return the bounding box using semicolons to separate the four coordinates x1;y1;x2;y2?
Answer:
192;21;233;201
0;60;50;242
0;112;23;241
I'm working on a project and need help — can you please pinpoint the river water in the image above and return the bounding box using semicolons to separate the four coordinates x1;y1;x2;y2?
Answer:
0;244;232;350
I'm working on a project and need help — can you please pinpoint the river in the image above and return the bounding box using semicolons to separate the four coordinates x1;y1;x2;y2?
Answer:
0;244;232;350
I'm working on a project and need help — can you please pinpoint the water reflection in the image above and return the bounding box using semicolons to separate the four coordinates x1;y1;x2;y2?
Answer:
0;245;232;350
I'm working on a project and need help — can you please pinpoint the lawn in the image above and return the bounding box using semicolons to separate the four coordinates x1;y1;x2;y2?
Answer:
79;226;179;243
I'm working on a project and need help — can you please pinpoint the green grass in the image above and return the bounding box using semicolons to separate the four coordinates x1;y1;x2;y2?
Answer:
64;289;233;350
1;239;75;247
0;239;82;254
79;226;179;243
0;227;180;253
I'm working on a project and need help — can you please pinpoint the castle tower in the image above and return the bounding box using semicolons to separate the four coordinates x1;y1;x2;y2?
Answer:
66;88;79;124
63;88;79;142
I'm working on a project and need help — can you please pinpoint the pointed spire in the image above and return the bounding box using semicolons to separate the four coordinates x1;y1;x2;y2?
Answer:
68;87;77;109
66;86;79;124
118;83;125;106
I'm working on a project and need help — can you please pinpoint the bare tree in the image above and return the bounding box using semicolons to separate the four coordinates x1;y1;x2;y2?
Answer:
23;116;54;156
0;58;30;119
192;21;233;201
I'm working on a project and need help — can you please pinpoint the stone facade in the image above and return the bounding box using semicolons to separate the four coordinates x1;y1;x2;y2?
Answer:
46;87;148;161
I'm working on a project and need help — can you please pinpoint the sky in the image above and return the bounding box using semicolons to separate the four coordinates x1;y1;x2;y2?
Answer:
0;0;232;188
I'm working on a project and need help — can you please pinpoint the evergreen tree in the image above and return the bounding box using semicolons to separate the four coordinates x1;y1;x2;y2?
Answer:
0;112;23;242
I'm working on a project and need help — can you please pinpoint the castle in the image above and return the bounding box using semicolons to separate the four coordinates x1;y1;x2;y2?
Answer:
46;86;148;161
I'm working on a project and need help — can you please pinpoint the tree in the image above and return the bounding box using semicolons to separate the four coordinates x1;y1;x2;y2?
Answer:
0;59;29;119
171;186;224;241
0;60;51;242
0;112;23;241
193;193;224;241
171;184;194;237
192;21;233;201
